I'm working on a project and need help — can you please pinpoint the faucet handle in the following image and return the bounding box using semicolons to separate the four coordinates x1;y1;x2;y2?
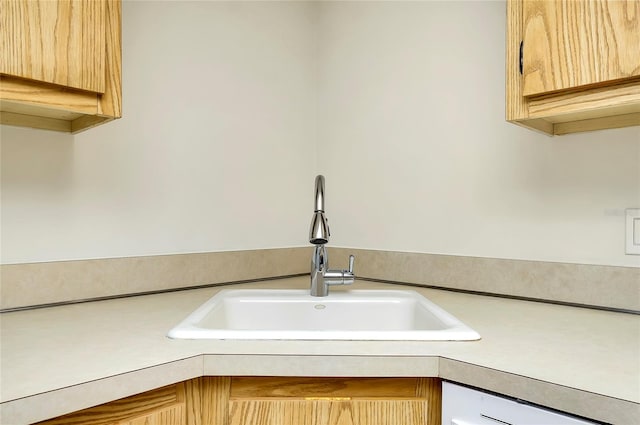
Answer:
348;255;355;274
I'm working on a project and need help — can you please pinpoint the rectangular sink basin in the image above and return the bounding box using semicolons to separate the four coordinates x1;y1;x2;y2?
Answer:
168;289;480;341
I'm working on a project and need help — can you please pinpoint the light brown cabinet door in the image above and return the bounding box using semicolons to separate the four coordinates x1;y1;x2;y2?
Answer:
228;399;428;425
0;0;121;133
0;0;107;93
225;377;440;425
522;0;640;97
505;0;640;135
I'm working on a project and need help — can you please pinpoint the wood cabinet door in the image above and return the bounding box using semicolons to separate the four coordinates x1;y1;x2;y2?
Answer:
228;399;428;425
225;377;441;425
522;0;640;97
0;0;106;93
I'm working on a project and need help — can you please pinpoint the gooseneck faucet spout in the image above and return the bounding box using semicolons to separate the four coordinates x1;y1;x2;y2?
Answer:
309;175;355;297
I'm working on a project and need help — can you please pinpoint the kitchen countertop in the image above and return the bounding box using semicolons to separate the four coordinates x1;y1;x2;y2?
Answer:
1;277;638;424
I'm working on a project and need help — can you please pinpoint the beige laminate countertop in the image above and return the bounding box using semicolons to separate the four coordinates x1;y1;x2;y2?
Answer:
1;277;638;425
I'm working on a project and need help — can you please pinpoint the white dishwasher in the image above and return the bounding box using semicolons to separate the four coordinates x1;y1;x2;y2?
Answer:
442;382;599;425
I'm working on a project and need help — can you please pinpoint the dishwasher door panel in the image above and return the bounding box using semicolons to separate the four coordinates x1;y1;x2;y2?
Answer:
442;382;597;425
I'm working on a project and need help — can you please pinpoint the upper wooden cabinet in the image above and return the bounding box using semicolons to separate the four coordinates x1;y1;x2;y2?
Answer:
522;0;640;96
0;0;121;134
506;0;640;135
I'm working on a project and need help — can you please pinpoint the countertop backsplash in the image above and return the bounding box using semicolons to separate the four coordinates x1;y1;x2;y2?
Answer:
1;248;638;312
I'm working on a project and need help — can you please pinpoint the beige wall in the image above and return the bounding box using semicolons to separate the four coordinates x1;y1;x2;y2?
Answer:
318;1;640;267
1;1;639;267
1;1;318;263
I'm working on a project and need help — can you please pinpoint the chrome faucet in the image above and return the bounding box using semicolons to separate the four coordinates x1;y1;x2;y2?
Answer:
309;175;355;297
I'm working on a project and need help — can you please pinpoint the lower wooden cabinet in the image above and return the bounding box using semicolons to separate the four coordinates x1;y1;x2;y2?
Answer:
35;377;441;425
224;377;441;425
34;382;196;425
227;377;440;425
229;399;428;425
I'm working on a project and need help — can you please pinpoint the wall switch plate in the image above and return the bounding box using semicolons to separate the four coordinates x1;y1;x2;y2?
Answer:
626;208;640;255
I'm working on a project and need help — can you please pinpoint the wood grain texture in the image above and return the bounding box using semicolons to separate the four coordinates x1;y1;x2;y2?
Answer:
506;0;640;135
201;377;231;425
181;378;202;425
506;0;530;122
34;377;442;425
230;377;418;399
97;0;122;119
522;0;640;96
506;0;555;134
228;377;440;425
0;0;106;93
120;403;185;425
229;400;314;425
527;78;640;119
0;0;121;133
0;76;98;114
34;384;182;425
416;378;441;425
228;399;428;425
343;400;427;425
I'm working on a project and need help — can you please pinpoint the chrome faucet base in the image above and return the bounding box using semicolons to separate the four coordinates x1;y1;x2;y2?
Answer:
310;245;355;297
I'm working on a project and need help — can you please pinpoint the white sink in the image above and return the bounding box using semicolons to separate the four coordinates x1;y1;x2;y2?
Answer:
168;289;480;341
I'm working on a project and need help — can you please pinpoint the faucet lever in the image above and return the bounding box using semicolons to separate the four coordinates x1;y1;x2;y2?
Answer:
348;255;355;274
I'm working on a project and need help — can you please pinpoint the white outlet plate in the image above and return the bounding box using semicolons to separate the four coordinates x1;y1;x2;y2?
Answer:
626;208;640;255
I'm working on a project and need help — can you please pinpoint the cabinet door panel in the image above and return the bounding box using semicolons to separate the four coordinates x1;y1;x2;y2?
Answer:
0;0;106;93
522;0;640;96
228;399;428;425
